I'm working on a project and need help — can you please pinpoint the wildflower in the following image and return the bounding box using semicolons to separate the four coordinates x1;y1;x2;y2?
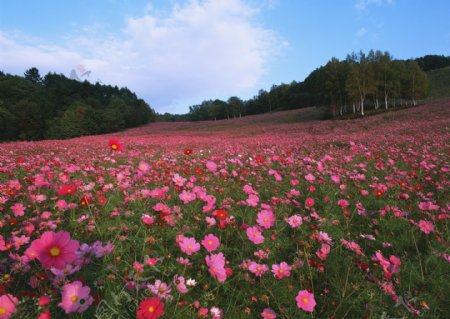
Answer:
257;210;275;229
261;308;277;319
184;148;193;155
305;173;315;182
179;190;196;204
271;262;291;279
172;173;187;187
206;161;217;172
246;194;259;207
418;220;434;234
186;278;197;287
58;281;93;314
147;280;172;299
287;214;302;228
138;161;151;173
212;209;228;220
210;306;224;319
246;226;264;244
57;184;77;196
296;290;316;312
173;275;189;294
141;214;155;226
0;294;18;319
179;237;201;255
248;261;268;277
27;231;79;269
201;234;220;253
137;297;165;319
205;253;227;282
305;197;315;208
108;138;123;151
11;203;25;217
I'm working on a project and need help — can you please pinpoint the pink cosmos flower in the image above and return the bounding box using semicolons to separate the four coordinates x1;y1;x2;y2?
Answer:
58;281;93;314
137;161;150;173
141;214;155;226
210;306;224;319
27;231;80;269
246;226;264;244
246;194;259;207
337;199;349;208
179;237;201;255
418;220;434;234
261;308;277;319
173;275;189;294
305;197;315;208
201;234;220;253
147;280;172;299
0;294;18;319
271;262;291;279
287;215;303;228
248;261;268;277
296;290;316;312
179;190;196;204
206;161;217;172
11;203;25;217
316;244;331;260
257;210;275;229
305;173;315;182
205;252;227;283
172;173;187;187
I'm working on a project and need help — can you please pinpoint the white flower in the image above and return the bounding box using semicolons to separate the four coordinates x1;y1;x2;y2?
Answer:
186;278;197;287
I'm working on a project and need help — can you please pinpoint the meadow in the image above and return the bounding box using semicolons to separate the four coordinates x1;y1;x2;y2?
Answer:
0;102;449;319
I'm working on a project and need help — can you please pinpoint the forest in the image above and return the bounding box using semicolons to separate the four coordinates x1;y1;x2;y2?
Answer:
160;52;449;121
0;68;156;141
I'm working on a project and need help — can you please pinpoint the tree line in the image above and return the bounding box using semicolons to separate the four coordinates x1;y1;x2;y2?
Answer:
159;52;447;122
0;68;155;141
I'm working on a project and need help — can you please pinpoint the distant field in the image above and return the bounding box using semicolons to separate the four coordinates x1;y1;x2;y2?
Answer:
0;101;449;318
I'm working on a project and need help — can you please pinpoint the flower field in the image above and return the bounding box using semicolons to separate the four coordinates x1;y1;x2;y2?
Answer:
0;102;449;318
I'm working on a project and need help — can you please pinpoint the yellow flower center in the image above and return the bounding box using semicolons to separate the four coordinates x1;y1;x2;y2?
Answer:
71;295;78;302
0;307;6;315
263;217;268;222
279;269;284;273
148;306;155;313
187;245;192;250
208;240;213;245
111;144;118;150
302;297;309;304
50;247;60;256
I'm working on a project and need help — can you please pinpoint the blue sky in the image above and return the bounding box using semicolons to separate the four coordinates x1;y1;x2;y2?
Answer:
1;0;449;114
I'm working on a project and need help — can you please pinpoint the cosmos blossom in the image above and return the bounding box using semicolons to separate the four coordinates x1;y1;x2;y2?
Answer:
201;234;220;253
58;281;93;314
246;226;264;244
0;294;19;319
296;290;316;312
27;231;80;269
137;297;165;319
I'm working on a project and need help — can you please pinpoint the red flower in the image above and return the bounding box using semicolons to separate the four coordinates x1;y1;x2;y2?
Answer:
184;148;193;155
213;209;228;221
137;297;165;319
57;184;76;196
80;195;91;206
108;139;123;151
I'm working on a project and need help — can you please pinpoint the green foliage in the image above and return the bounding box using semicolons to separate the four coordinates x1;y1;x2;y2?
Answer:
426;66;450;99
0;68;156;141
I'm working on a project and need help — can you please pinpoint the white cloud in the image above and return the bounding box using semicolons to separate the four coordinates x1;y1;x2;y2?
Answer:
0;0;280;114
355;0;394;13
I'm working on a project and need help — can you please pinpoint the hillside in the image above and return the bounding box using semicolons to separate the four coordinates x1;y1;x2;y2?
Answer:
427;66;450;100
